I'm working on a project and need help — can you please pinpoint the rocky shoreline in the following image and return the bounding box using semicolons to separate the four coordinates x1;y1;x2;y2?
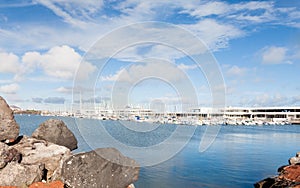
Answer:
254;153;300;188
0;96;139;187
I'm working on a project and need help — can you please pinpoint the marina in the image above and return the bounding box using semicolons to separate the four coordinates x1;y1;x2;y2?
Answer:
36;106;300;126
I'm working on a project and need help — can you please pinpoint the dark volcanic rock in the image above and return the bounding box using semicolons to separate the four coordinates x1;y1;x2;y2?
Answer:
61;148;140;188
0;96;20;142
254;177;276;188
32;119;77;150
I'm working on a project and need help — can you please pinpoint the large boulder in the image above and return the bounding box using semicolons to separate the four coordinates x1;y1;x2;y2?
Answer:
61;148;140;188
12;136;72;181
32;119;77;151
0;162;44;186
0;96;19;142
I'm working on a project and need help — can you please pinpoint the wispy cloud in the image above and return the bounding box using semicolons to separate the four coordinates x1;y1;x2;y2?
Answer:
1;0;299;55
261;46;291;64
0;1;37;8
0;83;20;94
250;93;300;107
101;60;190;83
44;96;65;104
177;63;197;71
35;0;103;27
32;97;43;103
1;0;300;107
181;19;244;50
55;86;72;93
226;65;248;77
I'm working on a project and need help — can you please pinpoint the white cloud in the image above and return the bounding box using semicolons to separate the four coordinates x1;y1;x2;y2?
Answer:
86;22;216;63
21;45;96;80
44;96;65;104
0;2;37;8
0;83;20;94
101;69;125;82
112;43;201;63
0;80;13;84
182;19;244;50
0;52;21;73
233;92;300;107
233;1;273;11
101;60;189;83
261;46;290;64
232;1;274;23
177;63;197;71
0;0;299;108
56;86;71;93
36;0;103;27
249;93;291;107
226;65;247;77
181;1;229;18
181;1;275;24
41;45;81;79
0;0;299;57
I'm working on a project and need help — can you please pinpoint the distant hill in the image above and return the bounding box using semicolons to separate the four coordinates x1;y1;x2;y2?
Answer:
10;105;41;115
10;105;21;111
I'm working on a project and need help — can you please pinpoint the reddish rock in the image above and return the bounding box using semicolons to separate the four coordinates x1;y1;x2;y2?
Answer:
28;180;64;188
278;165;300;182
255;152;300;188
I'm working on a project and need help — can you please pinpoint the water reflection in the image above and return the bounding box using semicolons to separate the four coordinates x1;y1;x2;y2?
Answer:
15;115;300;188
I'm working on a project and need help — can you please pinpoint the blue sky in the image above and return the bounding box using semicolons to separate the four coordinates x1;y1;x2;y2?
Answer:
0;0;300;111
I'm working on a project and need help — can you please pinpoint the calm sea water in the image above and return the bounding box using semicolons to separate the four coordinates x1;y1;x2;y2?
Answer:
15;115;300;188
